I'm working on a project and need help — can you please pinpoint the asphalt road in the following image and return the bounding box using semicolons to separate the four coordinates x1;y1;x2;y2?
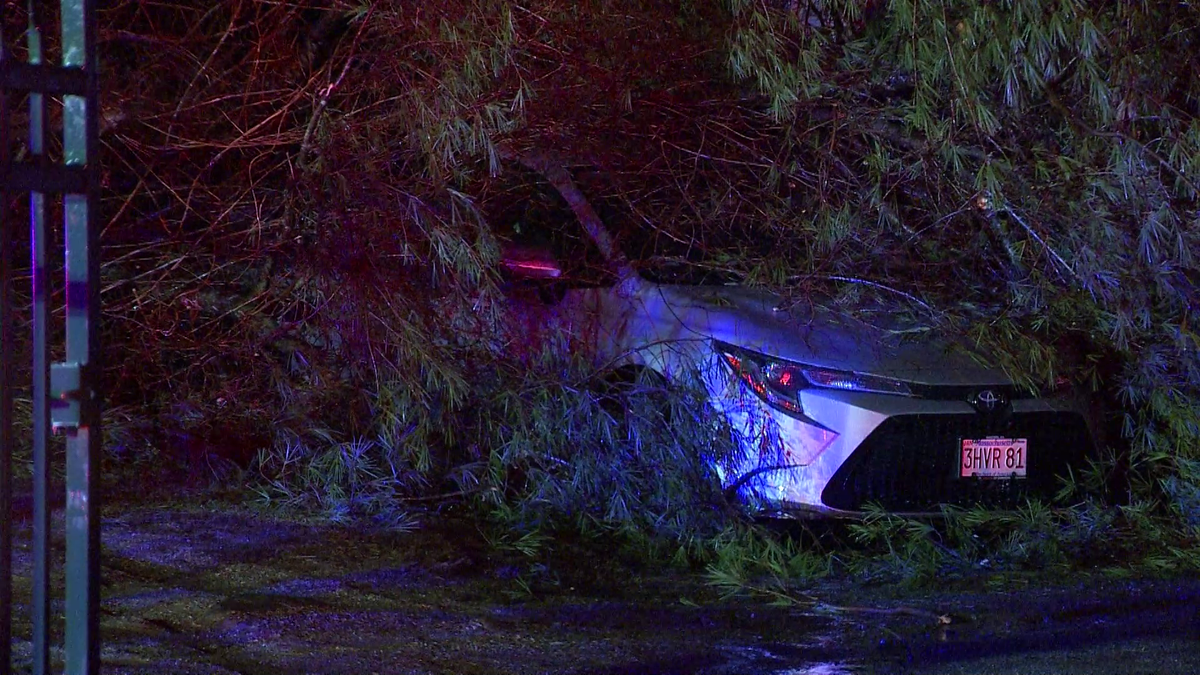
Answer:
784;576;1200;675
562;575;1200;675
5;505;1197;675
867;577;1200;675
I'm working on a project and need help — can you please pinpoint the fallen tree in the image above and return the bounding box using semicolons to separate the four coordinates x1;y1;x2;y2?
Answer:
5;0;1196;536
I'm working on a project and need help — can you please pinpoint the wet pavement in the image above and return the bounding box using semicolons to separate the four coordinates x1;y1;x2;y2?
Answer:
5;505;1199;674
856;577;1200;674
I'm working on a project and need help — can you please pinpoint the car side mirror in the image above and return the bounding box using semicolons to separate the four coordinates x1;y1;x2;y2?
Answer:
500;243;562;279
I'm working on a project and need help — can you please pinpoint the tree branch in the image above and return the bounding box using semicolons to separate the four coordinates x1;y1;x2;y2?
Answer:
497;147;637;282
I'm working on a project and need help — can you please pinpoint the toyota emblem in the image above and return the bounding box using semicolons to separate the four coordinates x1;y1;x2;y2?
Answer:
973;389;1004;413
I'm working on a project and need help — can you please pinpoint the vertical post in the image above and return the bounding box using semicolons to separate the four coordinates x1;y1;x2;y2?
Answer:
0;16;15;675
29;3;54;674
61;1;102;674
1;0;102;671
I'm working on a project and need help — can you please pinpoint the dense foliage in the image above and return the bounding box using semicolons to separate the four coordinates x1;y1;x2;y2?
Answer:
720;0;1200;527
5;1;1197;541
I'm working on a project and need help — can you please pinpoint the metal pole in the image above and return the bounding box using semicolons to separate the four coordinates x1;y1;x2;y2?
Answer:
0;17;15;675
29;2;54;672
61;1;101;673
0;0;102;670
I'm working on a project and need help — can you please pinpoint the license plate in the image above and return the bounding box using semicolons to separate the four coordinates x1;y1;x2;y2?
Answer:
960;437;1027;479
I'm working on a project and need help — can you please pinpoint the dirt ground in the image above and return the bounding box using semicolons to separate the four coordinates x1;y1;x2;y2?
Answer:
5;503;1198;674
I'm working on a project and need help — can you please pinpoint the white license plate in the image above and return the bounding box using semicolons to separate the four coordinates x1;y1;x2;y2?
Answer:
960;437;1028;478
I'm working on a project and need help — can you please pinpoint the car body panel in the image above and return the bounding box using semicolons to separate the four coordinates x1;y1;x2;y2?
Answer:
503;239;1091;514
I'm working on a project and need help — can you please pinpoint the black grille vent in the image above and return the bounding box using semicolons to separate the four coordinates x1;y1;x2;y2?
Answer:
906;383;1032;401
821;411;1092;512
